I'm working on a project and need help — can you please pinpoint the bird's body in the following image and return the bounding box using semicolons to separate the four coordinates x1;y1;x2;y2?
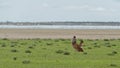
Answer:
72;36;84;52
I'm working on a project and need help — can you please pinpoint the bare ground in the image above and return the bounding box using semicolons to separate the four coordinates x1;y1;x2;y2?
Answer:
0;29;120;39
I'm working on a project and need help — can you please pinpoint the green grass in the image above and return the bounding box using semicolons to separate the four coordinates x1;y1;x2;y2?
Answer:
0;39;120;68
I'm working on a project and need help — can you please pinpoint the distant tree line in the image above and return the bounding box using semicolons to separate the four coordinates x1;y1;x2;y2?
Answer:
0;21;120;26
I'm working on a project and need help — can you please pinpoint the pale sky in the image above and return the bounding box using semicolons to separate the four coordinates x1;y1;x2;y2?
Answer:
0;0;120;22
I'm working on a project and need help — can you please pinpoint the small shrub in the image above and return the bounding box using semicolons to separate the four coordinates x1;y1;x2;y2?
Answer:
83;52;87;55
11;45;15;47
60;39;65;41
22;60;30;64
56;50;64;54
11;49;18;52
11;45;14;47
39;41;41;43
2;38;8;40
20;43;27;45
25;50;31;53
104;39;109;41
95;39;99;41
13;57;17;60
94;45;100;48
46;43;53;46
1;44;6;47
88;47;92;49
106;45;111;47
112;51;117;54
93;42;97;45
54;39;59;42
112;44;116;46
32;44;36;46
63;52;70;55
28;46;34;49
105;42;110;45
110;64;117;67
107;51;118;56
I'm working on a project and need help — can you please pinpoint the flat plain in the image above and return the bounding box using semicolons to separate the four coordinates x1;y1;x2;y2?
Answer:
0;29;120;68
0;38;120;68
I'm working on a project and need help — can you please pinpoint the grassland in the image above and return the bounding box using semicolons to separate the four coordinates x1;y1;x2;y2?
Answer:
0;38;120;68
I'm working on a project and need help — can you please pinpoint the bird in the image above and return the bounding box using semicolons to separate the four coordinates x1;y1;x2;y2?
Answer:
72;36;84;52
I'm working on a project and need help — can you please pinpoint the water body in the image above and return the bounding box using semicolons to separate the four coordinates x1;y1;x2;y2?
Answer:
0;25;120;29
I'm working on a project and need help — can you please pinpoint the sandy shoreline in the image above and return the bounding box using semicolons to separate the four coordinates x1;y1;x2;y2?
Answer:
0;29;120;39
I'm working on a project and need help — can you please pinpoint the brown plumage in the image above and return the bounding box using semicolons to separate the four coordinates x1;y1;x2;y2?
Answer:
72;36;84;52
